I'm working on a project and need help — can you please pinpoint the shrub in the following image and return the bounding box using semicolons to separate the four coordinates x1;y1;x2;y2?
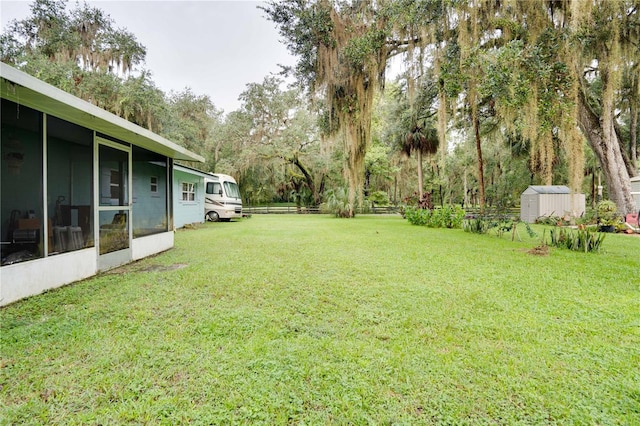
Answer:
464;216;538;239
321;188;352;218
547;227;606;253
463;217;490;234
596;200;620;227
405;205;465;228
404;206;431;226
367;191;390;206
535;215;571;226
434;204;465;228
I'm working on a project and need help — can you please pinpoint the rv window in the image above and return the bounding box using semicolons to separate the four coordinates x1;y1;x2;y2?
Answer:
206;182;222;195
207;182;222;196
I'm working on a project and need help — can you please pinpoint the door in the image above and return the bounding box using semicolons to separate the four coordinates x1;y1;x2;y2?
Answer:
96;138;132;270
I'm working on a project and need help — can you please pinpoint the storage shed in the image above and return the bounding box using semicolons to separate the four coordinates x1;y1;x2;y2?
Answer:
631;175;640;211
520;186;585;223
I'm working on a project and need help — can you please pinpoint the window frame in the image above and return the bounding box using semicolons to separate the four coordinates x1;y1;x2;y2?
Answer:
150;176;158;194
181;181;196;202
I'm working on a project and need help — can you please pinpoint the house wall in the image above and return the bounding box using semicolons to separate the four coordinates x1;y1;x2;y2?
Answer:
1;65;203;306
1;107;176;307
132;231;174;261
132;158;168;237
0;248;96;306
173;169;204;228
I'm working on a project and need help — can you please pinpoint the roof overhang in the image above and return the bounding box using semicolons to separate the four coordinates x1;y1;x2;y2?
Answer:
1;63;204;163
174;163;213;179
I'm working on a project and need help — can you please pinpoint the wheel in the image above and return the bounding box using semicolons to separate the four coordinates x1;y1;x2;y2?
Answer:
206;211;220;222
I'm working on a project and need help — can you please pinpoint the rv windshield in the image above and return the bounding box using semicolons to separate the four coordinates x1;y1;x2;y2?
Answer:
224;181;241;199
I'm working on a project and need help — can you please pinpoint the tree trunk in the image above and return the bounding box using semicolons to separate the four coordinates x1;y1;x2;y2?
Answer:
463;170;469;209
417;149;424;198
473;109;486;214
577;90;635;215
631;98;638;174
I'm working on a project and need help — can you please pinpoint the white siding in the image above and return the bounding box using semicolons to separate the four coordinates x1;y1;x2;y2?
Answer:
0;249;96;306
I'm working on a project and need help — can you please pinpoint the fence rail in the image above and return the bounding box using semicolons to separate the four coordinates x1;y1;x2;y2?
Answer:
243;206;401;215
242;206;530;218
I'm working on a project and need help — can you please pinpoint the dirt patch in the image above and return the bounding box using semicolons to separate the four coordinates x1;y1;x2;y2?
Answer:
138;263;188;272
527;244;550;256
107;262;188;274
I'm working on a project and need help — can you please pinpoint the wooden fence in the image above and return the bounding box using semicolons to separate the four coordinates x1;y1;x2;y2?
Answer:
243;206;400;215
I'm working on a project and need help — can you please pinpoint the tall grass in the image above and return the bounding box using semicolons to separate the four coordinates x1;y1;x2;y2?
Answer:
1;215;639;424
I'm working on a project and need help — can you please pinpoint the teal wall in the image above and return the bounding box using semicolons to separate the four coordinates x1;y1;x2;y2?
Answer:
173;169;204;228
132;150;168;237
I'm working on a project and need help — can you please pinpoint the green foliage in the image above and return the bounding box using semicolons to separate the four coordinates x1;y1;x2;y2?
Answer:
367;190;389;206
547;227;607;253
535;216;567;226
404;205;465;228
462;217;490;234
596;200;620;226
464;216;538;240
321;187;352;218
524;222;538;239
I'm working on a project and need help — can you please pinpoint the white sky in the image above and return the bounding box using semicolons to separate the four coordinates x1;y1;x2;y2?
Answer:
0;0;297;114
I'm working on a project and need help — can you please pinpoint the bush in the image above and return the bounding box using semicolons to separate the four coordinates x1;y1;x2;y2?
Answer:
367;191;390;206
462;217;490;234
596;200;620;227
547;227;606;253
321;188;352;218
405;205;465;228
535;215;567;226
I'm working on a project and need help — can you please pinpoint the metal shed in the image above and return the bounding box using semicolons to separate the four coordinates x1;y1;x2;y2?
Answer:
631;175;640;211
520;186;586;223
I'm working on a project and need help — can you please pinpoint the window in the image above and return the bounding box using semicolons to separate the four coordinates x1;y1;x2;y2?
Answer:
150;176;158;193
110;170;121;200
207;182;222;196
182;182;195;201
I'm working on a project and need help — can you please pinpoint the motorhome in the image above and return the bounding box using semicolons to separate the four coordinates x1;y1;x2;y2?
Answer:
204;174;242;221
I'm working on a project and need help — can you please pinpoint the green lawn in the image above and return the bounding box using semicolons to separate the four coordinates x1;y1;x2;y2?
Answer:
1;215;639;424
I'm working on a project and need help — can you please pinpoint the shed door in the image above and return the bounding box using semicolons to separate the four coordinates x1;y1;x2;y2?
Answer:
96;138;132;271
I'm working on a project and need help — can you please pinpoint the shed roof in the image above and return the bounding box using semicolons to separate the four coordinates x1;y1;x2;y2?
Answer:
522;185;571;195
1;63;204;163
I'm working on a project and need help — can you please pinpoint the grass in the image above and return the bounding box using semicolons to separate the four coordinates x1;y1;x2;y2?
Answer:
1;215;639;424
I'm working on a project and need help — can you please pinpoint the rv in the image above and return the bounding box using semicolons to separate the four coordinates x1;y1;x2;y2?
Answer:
204;174;243;221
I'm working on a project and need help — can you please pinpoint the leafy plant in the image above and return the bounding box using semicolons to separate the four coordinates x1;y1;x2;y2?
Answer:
462;217;490;234
367;190;390;206
547;226;606;253
435;204;465;228
404;206;431;226
596;200;620;227
524;222;538;238
321;187;352;218
405;205;465;228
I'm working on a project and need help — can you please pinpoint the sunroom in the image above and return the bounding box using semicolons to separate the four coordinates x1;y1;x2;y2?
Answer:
0;64;204;306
